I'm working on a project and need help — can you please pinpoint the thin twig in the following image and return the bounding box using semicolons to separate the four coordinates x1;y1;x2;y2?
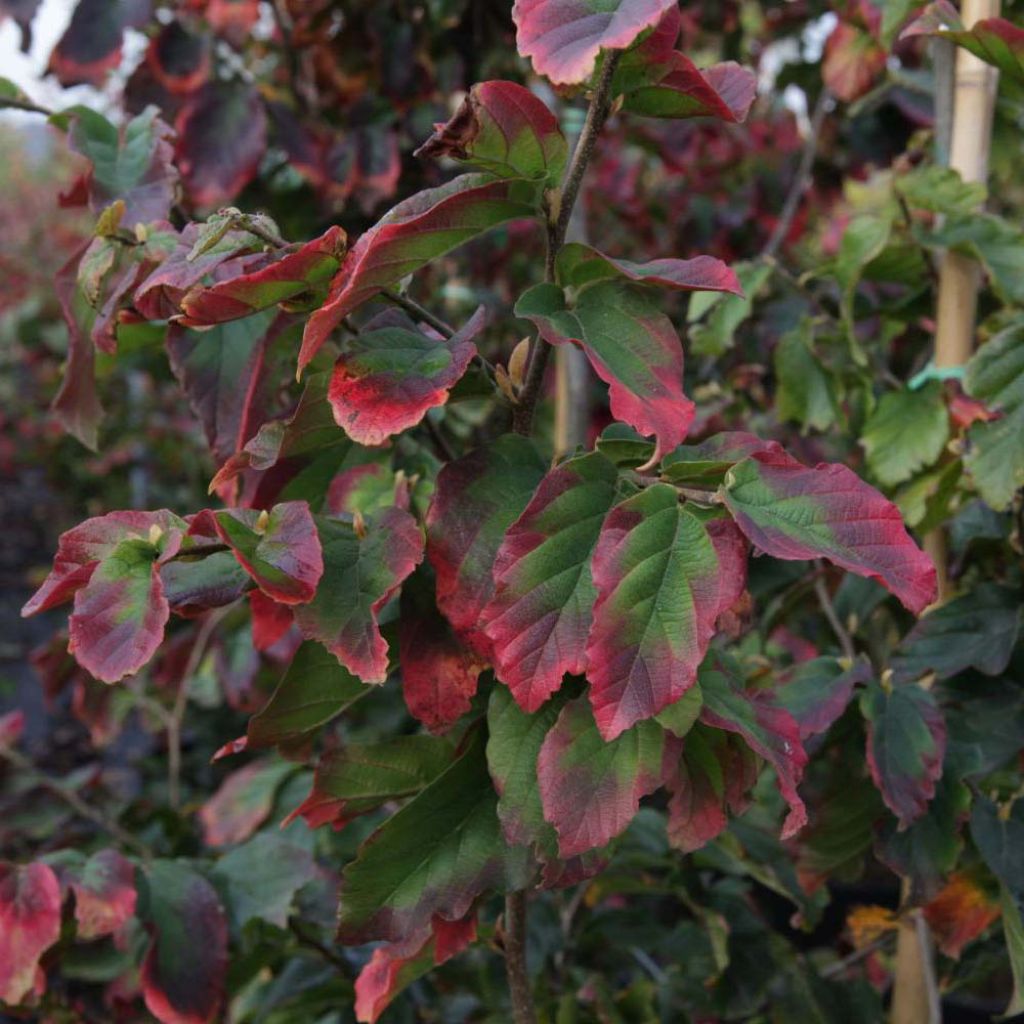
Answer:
503;891;538;1024
167;605;233;808
234;213;290;250
762;88;832;261
0;94;52;116
819;935;892;979
813;561;856;661
382;287;454;338
288;920;353;975
0;745;151;859
513;51;623;436
422;414;456;462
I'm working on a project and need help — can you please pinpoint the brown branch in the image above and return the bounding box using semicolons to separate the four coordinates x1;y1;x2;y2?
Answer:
813;562;856;661
513;51;623;436
503;891;538;1024
382;287;454;338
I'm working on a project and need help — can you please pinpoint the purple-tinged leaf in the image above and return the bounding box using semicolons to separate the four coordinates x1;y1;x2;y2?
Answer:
0;861;61;1005
300;173;537;371
293;509;424;683
329;307;483;445
48;0;149;87
426;435;546;656
861;679;946;827
482;452;618;712
538;696;679;857
415;79;568;185
662;431;785;486
776;655;872;739
512;0;678;86
622;53;756;121
584;485;738;740
146;21;210;95
722;448;938;614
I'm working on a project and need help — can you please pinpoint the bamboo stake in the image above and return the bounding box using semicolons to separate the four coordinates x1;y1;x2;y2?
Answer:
892;5;1000;1023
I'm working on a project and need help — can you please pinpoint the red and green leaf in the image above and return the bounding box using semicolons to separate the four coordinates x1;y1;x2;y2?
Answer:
0;861;61;1005
329;307;484;445
538;696;679;857
620;52;757;122
49;0;149;87
293;508;424;682
198;758;295;847
923;870;1001;958
512;0;678;86
483;451;618;712
69;849;137;940
722;448;938;614
584;485;741;740
415;80;568;185
861;679;946;826
146;21;211;95
300;174;538;371
426;435;547;656
776;655;872;739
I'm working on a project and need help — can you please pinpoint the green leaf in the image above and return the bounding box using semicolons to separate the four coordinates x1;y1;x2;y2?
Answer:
656;682;704;738
688;260;772;357
920;214;1024;306
999;886;1024;1020
861;381;949;487
971;793;1024;894
336;731;532;943
774;320;839;434
836;209;894;358
963;321;1024;510
894;460;962;533
212;834;317;930
895;165;987;216
246;641;370;755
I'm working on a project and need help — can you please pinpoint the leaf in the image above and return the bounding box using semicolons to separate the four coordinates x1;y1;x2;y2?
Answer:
354;913;477;1024
329;307;483;445
722;448;937;615
688;260;772;357
971;793;1024;895
661;431;782;487
921;214;1024;306
146;21;211;94
0;861;61;1005
1000;886;1024;1019
895;165;987;216
847;905;899;948
584;485;744;739
289;736;454;829
482;452;618;712
619;53;756;122
923;870;1001;958
246;641;369;755
166;311;282;463
517;281;694;466
293;508;424;683
903;2;1024;83
415;79;568;185
300;173;538;371
139;860;228;1024
875;771;970;903
336;731;531;944
861;382;950;487
177;226;348;326
774;320;839;434
211;834;317;930
538;696;678;857
65;105;179;224
198;759;295;847
197;501;323;605
963;321;1024;510
48;0;148;87
823;19;887;103
665;725;760;853
69;849;137;940
892;584;1022;682
512;0;678;86
656;682;703;738
555;242;742;298
861;680;946;827
399;574;484;734
426;435;546;656
699;659;808;838
776;656;872;739
175;82;268;208
159;550;250;617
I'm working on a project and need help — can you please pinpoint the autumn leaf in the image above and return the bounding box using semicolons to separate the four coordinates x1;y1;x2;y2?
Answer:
0;861;62;1005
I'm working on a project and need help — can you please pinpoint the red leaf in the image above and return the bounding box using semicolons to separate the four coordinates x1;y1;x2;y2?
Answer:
175;82;268;208
146;21;211;95
823;19;886;103
70;849;137;940
196;501;323;604
300;174;537;371
723;448;938;615
0;861;61;1005
198;759;294;847
294;508;424;682
249;591;294;651
426;435;547;656
923;871;1001;958
329;307;484;445
512;0;678;86
48;0;149;87
177;226;348;326
482;451;619;712
585;486;737;739
354;913;477;1024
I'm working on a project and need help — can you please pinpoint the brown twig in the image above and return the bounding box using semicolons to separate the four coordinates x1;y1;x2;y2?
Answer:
513;51;623;436
503;891;538;1024
382;287;454;338
812;561;856;661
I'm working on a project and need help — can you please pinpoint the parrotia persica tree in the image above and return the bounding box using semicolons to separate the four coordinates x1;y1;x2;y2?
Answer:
3;0;1024;1021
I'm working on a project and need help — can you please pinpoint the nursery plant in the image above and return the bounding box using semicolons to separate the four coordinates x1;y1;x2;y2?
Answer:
2;1;1024;1022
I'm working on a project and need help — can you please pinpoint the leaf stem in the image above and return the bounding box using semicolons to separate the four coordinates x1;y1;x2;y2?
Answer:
504;891;537;1024
513;51;623;436
812;562;856;661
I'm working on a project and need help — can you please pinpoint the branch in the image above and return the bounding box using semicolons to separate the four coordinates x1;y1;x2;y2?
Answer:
0;94;53;117
513;51;623;436
382;287;454;338
761;88;832;261
812;562;856;661
503;891;538;1024
0;744;151;859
